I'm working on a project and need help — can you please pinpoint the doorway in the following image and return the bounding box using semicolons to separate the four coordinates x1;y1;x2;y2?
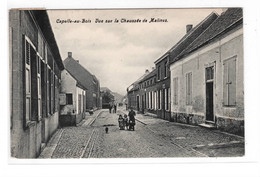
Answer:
136;95;140;111
205;66;214;122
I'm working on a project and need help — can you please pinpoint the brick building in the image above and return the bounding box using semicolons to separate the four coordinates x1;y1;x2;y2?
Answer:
63;52;101;111
127;69;150;110
170;8;244;135
127;12;218;121
10;10;64;158
137;69;157;115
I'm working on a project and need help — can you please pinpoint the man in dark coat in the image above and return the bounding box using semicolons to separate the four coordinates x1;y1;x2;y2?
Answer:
128;108;136;130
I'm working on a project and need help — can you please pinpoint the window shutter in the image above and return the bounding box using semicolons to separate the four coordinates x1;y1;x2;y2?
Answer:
223;62;228;105
186;73;192;105
228;58;236;106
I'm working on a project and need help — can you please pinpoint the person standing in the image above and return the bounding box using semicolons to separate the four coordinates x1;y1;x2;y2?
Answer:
123;114;128;130
114;103;117;113
128;108;136;130
109;102;112;113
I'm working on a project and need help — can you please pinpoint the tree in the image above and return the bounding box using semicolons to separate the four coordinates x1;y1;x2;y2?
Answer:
102;91;114;104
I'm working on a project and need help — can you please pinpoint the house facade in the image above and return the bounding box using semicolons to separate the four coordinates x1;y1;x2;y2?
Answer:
170;8;244;135
63;52;101;112
137;69;157;115
60;69;86;126
154;56;171;120
127;69;150;111
127;12;218;121
10;10;64;158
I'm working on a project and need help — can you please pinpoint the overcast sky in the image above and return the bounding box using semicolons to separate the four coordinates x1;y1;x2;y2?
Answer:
47;8;223;95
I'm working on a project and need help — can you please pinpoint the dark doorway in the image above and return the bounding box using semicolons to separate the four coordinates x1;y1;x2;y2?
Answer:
136;95;140;111
162;89;165;119
141;95;144;114
206;82;214;121
206;66;214;122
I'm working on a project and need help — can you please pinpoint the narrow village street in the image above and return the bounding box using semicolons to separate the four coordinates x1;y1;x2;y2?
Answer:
39;107;244;159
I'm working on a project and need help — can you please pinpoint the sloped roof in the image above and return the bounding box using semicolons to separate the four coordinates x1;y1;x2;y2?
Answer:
177;8;243;59
31;10;64;70
139;69;156;83
154;12;219;65
64;56;94;90
100;87;112;93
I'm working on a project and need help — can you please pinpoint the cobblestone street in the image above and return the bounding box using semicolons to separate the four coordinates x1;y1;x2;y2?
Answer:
39;107;244;159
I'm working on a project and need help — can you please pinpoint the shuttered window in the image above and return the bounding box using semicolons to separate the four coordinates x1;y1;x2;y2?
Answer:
186;72;192;105
37;56;41;120
154;91;157;110
173;77;178;105
150;92;153;109
223;57;236;106
25;40;31;123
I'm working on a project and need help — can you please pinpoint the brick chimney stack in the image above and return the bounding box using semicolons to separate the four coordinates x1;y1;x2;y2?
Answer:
186;24;193;33
68;52;72;58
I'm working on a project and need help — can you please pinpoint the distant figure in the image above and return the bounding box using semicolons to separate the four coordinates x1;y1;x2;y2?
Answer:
109;102;112;113
105;127;109;133
114;103;117;113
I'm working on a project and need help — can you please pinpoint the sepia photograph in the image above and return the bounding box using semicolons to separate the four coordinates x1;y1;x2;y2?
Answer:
9;8;245;159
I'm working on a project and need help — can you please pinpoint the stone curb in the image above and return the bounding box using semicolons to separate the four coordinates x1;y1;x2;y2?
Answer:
88;109;105;126
38;128;64;159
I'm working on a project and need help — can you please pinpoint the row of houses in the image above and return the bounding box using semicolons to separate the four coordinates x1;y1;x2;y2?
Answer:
127;8;244;136
9;10;101;158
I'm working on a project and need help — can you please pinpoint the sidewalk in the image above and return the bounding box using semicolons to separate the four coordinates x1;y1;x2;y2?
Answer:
38;109;105;158
78;109;106;127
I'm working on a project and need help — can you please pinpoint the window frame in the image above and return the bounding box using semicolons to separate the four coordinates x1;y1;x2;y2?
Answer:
186;72;192;105
223;56;237;107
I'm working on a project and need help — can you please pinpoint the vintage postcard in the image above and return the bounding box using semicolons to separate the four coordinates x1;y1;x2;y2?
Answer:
9;8;245;160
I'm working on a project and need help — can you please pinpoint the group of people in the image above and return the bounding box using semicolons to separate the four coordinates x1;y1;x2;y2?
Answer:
118;108;136;131
109;102;117;113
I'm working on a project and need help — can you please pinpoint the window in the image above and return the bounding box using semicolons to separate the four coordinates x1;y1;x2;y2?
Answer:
164;61;167;78
206;66;214;81
165;88;169;110
24;36;40;123
173;77;178;105
55;76;59;111
66;94;73;105
152;91;155;109
223;57;236;106
78;94;81;113
158;66;161;80
25;39;31;123
150;92;153;109
158;90;161;109
37;56;41;120
48;69;52;114
147;92;149;109
154;91;157;110
186;72;192;105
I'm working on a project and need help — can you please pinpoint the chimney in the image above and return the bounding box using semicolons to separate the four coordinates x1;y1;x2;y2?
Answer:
145;69;149;74
186;24;193;33
68;52;72;58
